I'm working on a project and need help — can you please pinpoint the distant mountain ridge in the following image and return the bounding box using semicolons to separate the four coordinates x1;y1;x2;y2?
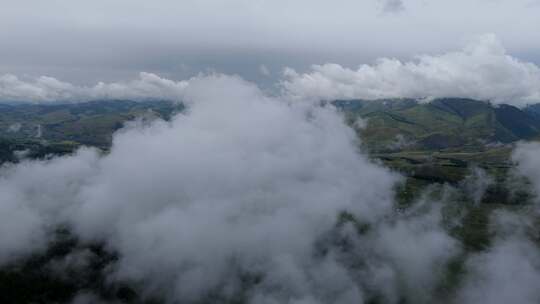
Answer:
0;99;182;148
333;98;540;151
0;98;538;161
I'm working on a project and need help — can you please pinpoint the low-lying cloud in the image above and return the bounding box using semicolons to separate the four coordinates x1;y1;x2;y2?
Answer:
1;73;540;303
282;34;540;107
513;142;540;196
456;143;540;304
0;72;187;103
457;210;540;304
1;34;540;108
0;74;469;303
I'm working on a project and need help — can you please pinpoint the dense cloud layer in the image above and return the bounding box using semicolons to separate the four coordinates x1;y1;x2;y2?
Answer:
1;74;540;303
283;34;540;107
2;34;540;107
0;75;465;303
1;0;539;82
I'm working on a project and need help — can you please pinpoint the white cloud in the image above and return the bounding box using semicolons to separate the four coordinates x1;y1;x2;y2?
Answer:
458;237;540;304
372;204;459;303
9;72;540;303
7;72;537;303
0;72;188;103
0;74;466;303
457;145;540;304
1;34;540;107
282;34;540;107
0;148;101;263
458;210;540;304
1;0;539;81
512;142;540;196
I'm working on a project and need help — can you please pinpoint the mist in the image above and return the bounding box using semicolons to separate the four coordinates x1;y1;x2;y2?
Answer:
0;73;539;303
454;143;540;304
1;0;540;302
2;34;540;107
0;74;468;303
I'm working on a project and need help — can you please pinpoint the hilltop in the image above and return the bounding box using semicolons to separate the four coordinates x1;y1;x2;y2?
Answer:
0;100;183;163
0;98;538;174
332;98;540;185
334;98;540;152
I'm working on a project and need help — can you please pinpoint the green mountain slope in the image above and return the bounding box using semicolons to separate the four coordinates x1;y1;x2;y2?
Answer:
335;98;540;152
0;100;182;148
0;98;538;174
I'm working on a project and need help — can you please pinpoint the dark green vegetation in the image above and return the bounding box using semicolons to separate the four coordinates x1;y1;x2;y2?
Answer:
334;98;540;303
0;100;183;163
335;97;540;194
1;98;537;166
335;97;538;250
0;98;539;303
0;230;128;304
335;98;540;152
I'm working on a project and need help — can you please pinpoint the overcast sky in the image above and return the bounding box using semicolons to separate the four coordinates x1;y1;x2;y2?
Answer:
1;0;539;85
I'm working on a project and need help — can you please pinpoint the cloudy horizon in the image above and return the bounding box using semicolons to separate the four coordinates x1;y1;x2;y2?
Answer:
1;0;540;86
1;1;540;303
1;32;540;106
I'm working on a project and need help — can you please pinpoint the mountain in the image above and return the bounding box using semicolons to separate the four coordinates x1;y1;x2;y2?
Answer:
0;100;183;164
526;103;540;120
0;98;538;180
3;98;537;154
334;98;540;152
0;100;182;148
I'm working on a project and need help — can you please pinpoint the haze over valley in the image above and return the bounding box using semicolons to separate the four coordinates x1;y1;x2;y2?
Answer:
1;1;540;304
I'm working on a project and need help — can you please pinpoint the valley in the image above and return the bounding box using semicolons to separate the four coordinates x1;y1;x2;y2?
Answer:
0;98;538;304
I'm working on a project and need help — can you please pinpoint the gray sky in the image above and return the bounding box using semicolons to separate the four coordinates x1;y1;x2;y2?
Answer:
1;0;539;85
2;4;540;302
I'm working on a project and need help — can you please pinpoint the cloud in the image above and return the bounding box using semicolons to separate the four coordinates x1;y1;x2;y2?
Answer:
512;142;540;196
461;167;494;205
381;0;405;13
2;34;540;107
7;72;538;304
457;144;540;304
6;72;540;303
0;74;467;303
457;211;540;304
70;292;112;304
458;237;540;304
259;65;271;77
0;72;188;103
7;122;21;132
282;34;540;107
2;0;540;83
371;204;459;303
0;148;101;264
